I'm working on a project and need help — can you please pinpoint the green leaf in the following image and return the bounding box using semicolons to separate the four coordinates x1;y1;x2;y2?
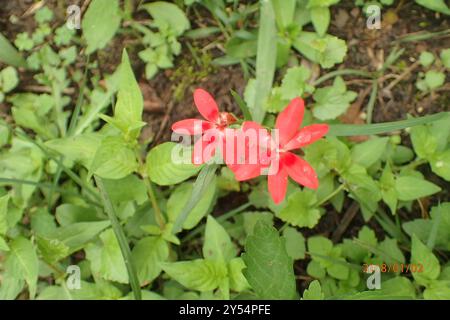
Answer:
430;150;450;181
282;227;306;260
85;228;129;284
0;235;9;251
379;163;398;214
410;124;437;159
7;237;39;299
250;0;277;122
82;0;122;54
310;6;330;36
242;220;297;300
0;66;19;93
132;236;169;286
146;142;201;186
167;180;216;230
419;51;434;67
415;0;450;15
0;32;27;68
36;236;69;264
351;137;389;168
108;50;144;137
423;281;450;300
327;112;448;136
0;194;9;235
441;48;450;69
141;2;190;36
272;0;296;30
279;66;313;100
161;259;227;292
411;235;440;285
45;133;102;169
90;136;138;179
48;221;111;252
302;280;324;300
277;190;321;228
395;176;441;201
203;216;236;263
293;32;347;69
228;258;250;292
313;76;357;120
35;6;54;24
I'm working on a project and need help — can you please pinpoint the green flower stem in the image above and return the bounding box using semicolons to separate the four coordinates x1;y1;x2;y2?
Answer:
317;184;346;207
366;79;379;124
94;176;142;300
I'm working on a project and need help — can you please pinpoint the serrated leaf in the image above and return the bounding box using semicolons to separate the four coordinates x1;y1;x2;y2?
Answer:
242;220;297;299
141;2;190;36
277;190;321;228
282;227;306;260
132;236;169;286
302;280;324;300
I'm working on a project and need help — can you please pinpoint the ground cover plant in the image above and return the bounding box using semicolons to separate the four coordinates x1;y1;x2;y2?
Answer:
0;0;449;301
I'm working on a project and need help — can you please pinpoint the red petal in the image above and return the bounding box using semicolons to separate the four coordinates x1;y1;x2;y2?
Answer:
275;97;305;147
283;152;318;190
172;119;214;135
193;89;220;122
284;124;329;151
192;135;218;165
228;163;263;181
268;167;288;204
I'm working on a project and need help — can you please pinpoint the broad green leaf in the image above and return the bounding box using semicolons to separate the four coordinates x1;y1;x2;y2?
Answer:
272;0;296;30
55;204;100;226
302;280;324;300
242;220;297;300
86;228;129;284
293;32;347;69
395;176;441;201
103;174;148;205
48;221;110;252
36;236;69;264
228;258;250;292
310;6;330;36
7;237;39;299
279;66;313;100
167;180;216;230
379;163;397;214
82;0;121;54
242;211;274;235
0;32;27;68
313;76;357;120
0;235;9;251
411;235;440;285
161;259;227;292
282;227;306;260
203;215;236;263
132;236;169;286
90;136;138;180
45;133;102;169
351;137;388;168
107;50;144;137
423;281;450;300
441;48;450;68
415;0;450;15
141;2;190;35
419;51;434;67
0;194;9;235
377;238;405;265
146;142;201;186
0;66;19;92
430;150;450;181
277;190;321;228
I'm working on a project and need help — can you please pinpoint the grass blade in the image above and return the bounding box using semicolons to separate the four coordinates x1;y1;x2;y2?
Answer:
172;164;218;234
94;176;142;300
231;89;252;120
0;33;27;68
328;112;448;136
249;0;277;123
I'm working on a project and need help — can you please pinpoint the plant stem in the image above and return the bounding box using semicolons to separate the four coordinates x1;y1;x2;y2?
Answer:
94;176;142;300
317;184;346;207
366;79;379;124
313;69;373;86
144;177;166;229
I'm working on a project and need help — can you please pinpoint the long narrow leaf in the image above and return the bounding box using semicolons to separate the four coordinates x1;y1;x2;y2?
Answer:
250;0;277;123
172;164;218;234
328;112;448;136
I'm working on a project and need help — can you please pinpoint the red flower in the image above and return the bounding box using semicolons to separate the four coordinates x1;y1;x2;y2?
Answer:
228;98;329;204
171;89;236;164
